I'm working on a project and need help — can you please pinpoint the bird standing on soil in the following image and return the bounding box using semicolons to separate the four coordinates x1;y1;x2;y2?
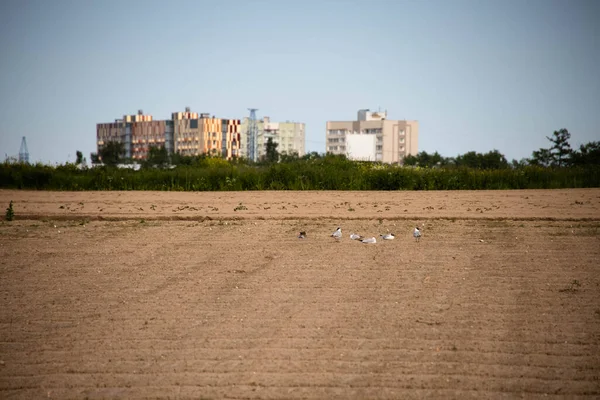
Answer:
350;233;363;240
413;227;421;242
380;233;395;240
331;227;342;240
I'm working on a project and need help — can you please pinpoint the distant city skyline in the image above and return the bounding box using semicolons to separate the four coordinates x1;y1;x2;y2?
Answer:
1;0;598;164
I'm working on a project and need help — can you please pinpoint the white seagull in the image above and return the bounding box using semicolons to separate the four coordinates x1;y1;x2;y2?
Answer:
380;233;395;240
361;237;377;244
413;227;421;242
350;233;363;240
331;227;342;240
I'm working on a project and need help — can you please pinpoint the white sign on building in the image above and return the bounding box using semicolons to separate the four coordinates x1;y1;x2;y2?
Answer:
346;134;377;161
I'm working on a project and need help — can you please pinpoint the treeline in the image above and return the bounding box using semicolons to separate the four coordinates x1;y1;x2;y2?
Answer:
1;154;598;191
0;129;598;191
404;129;600;169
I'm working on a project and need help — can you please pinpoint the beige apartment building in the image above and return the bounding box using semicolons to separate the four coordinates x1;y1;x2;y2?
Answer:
326;109;418;164
239;116;306;160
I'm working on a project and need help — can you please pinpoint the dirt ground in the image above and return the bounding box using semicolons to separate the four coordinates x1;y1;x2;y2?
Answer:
0;189;599;399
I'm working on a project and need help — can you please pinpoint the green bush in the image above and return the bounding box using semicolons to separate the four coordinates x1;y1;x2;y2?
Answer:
0;160;598;191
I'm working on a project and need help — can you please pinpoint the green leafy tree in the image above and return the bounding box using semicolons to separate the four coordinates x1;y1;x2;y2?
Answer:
511;158;529;169
547;129;573;167
265;137;279;163
529;148;552;167
481;150;509;169
571;141;600;166
99;141;125;166
531;129;573;167
302;151;324;161
403;151;446;167
144;145;169;168
90;152;100;164
454;150;508;169
403;154;417;166
455;151;481;168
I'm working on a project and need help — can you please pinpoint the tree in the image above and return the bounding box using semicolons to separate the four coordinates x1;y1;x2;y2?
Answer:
302;151;324;161
529;129;573;167
454;150;508;169
403;154;417;166
481;149;509;169
547;129;573;167
265;137;279;163
455;151;481;168
144;145;169;168
99;141;124;166
510;158;529;169
403;151;446;167
529;148;552;167
90;152;100;164
75;151;83;165
571;141;600;166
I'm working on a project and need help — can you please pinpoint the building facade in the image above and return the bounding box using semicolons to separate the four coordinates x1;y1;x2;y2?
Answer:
239;116;306;160
173;109;201;157
325;109;418;164
96;108;241;161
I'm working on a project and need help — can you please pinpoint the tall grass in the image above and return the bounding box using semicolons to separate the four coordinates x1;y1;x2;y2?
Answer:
0;159;598;191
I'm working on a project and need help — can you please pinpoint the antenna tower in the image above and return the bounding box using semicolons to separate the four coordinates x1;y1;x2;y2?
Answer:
247;108;258;162
19;136;29;163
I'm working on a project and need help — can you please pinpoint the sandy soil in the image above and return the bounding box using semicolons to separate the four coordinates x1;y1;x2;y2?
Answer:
1;189;600;221
0;189;599;399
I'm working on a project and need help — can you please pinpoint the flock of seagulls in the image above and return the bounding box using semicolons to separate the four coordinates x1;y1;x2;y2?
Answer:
298;226;422;244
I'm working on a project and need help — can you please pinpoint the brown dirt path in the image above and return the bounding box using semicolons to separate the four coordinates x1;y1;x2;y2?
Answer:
1;189;599;221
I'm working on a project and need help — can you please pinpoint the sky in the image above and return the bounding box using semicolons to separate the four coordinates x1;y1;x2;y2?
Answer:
0;0;598;165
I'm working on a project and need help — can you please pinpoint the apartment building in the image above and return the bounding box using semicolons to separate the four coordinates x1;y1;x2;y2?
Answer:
199;116;242;159
97;110;153;160
173;109;201;157
239;116;306;160
96;108;241;161
325;109;418;164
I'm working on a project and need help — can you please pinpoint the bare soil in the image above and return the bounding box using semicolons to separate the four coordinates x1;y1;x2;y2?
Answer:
1;189;599;399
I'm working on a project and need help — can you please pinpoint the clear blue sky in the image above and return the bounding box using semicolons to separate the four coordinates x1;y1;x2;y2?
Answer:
1;0;598;164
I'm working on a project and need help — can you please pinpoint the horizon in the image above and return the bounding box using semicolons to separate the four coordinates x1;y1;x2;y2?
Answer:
1;0;598;165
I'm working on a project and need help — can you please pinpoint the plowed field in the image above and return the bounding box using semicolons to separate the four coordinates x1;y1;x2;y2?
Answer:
1;189;599;399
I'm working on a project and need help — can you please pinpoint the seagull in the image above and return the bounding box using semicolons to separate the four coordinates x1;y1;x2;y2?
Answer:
361;237;377;244
350;233;363;240
380;233;395;240
413;227;421;242
298;231;306;239
331;227;342;240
